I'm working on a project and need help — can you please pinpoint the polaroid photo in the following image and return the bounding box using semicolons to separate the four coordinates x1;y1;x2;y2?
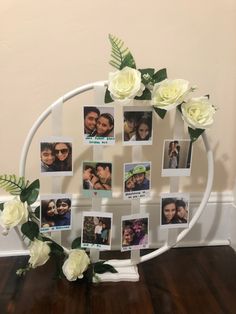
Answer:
123;106;153;145
40;194;72;232
161;139;193;177
83;105;115;145
82;161;112;198
40;137;73;176
123;162;151;200
81;211;113;250
121;213;149;252
160;193;190;229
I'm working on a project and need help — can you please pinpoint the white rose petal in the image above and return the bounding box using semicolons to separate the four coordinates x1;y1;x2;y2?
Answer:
181;96;216;129
62;249;90;281
152;79;192;111
108;66;145;104
0;197;28;230
28;238;51;269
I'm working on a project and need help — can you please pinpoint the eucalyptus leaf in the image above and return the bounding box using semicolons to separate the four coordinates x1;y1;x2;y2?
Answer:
104;88;114;103
152;68;167;84
153;106;167;119
188;127;205;142
20;179;40;205
71;237;82;249
21;221;39;241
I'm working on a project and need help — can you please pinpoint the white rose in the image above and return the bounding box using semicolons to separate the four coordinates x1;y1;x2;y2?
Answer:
28;238;51;268
62;249;90;281
152;79;192;111
108;66;145;103
0;197;28;231
181;96;216;129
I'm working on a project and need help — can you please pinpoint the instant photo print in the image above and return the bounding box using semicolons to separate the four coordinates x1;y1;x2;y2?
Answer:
83;106;115;145
81;211;113;250
40;194;72;232
121;214;149;251
40;137;73;176
123;162;151;200
82;161;112;198
160;193;190;229
162;139;193;177
123;106;153;145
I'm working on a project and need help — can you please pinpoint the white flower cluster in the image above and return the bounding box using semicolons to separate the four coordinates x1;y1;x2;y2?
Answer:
108;66;216;130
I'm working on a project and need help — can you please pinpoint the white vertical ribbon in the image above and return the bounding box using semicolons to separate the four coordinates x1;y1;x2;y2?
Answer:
167;109;184;246
131;137;142;263
90;83;106;263
51;97;64;245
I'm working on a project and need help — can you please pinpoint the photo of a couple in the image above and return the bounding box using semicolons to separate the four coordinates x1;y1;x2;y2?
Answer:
84;106;114;144
83;162;112;191
123;109;153;144
124;162;151;195
81;213;112;249
40;141;72;174
161;195;189;227
40;196;72;231
122;216;149;250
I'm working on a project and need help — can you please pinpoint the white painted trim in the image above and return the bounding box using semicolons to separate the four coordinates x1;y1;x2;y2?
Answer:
0;191;235;258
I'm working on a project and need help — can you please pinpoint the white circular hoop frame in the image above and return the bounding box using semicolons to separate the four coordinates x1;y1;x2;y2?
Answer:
19;81;214;267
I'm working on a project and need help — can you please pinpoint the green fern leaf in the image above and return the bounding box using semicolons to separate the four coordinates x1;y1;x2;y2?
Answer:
0;175;29;195
108;34;136;70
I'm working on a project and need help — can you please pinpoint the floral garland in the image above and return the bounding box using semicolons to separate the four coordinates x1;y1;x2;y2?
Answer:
105;34;216;142
0;35;216;282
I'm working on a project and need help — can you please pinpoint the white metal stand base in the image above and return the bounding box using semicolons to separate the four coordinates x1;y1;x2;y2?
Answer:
93;260;139;282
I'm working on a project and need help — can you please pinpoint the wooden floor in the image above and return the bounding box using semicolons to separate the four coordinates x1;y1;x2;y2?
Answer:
1;246;236;314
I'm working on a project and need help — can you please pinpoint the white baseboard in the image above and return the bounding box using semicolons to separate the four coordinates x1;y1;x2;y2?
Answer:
0;191;235;258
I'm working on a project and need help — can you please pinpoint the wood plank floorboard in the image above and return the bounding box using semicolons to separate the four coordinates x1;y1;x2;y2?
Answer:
0;246;236;314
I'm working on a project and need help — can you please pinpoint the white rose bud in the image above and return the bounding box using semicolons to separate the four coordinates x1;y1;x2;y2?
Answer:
181;96;216;129
62;249;90;281
0;197;28;231
152;79;192;111
108;66;145;104
28;238;51;269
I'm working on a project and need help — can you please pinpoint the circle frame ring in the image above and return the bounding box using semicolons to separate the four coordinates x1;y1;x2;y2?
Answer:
19;81;214;267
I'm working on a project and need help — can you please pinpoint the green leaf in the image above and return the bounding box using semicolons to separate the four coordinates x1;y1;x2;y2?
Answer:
188;127;205;142
71;237;82;249
0;203;4;211
153;106;167;119
108;34;136;70
34;206;40;219
49;242;64;256
21;221;39;241
20;179;40;205
121;52;136;69
177;104;182;113
139;68;155;84
152;68;167;84
93;261;118;274
135;88;152;100
104;88;114;103
0;175;29;195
